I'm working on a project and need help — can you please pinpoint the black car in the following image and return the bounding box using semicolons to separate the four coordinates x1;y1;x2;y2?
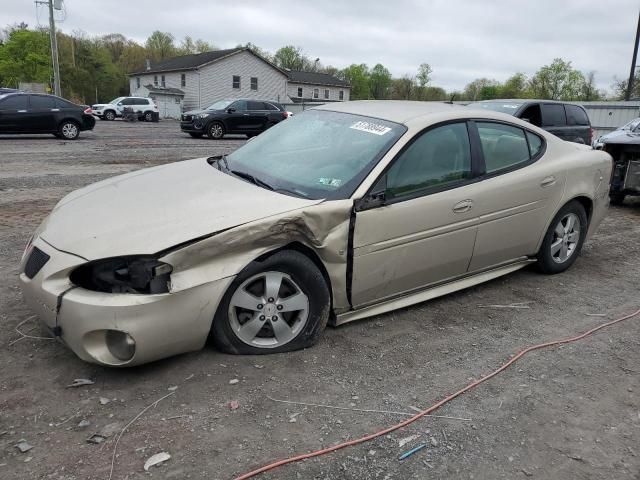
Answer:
180;98;288;139
468;100;593;145
594;118;640;205
0;92;96;140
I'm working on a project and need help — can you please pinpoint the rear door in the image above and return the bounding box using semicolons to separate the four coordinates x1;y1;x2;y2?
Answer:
466;121;566;271
27;95;57;132
541;103;569;141
246;100;269;130
0;94;29;132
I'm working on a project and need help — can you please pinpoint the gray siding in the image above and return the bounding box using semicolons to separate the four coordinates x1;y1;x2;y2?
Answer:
130;71;198;110
287;82;350;102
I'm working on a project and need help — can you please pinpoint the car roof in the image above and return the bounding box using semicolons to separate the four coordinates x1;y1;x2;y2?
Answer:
314;100;468;124
471;98;583;106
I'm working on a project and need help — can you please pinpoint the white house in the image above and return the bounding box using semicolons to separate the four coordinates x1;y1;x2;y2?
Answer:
128;48;350;117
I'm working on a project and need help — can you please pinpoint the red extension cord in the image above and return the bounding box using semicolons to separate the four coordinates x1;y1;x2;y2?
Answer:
233;307;640;480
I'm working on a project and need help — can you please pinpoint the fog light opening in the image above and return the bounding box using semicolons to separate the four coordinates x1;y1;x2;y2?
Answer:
105;330;136;362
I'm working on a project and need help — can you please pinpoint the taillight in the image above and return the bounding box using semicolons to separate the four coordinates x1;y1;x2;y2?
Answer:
282;111;288;119
589;128;594;145
84;107;93;114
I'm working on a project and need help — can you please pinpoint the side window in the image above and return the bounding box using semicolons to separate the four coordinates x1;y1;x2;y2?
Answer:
54;97;76;109
29;95;56;109
297;87;303;97
136;77;140;89
324;89;330;99
161;75;166;87
232;75;241;89
565;105;589;126
247;100;263;111
477;122;531;173
230;100;247;111
154;75;158;86
0;95;28;110
250;77;258;90
541;104;566;127
526;131;543;157
339;90;344;101
263;102;278;111
181;73;186;87
387;122;472;199
313;88;319;99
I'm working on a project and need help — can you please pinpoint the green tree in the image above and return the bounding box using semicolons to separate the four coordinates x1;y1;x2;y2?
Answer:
341;64;370;99
273;45;310;70
238;42;270;61
0;28;51;88
369;63;392;99
416;63;432;87
463;78;499;101
528;58;585;100
391;75;415;100
499;73;528;98
145;31;176;62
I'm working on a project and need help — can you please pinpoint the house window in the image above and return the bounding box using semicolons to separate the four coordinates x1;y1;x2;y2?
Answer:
136;77;140;89
161;75;166;87
232;75;241;89
250;77;258;90
297;87;303;97
154;75;158;86
324;89;329;99
313;88;319;99
339;90;344;101
181;74;186;87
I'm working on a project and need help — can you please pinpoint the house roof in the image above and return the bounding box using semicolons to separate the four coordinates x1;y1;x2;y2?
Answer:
144;84;185;96
129;48;288;76
286;70;350;88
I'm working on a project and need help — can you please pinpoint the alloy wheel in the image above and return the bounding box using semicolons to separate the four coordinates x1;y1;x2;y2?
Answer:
61;123;79;139
209;123;223;139
550;213;580;263
228;271;309;348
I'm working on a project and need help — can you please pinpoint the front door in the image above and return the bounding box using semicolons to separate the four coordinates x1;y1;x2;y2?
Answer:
225;100;249;132
0;94;29;132
351;122;480;307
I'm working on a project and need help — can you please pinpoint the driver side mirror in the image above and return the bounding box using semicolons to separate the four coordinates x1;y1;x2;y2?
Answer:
355;176;387;211
117;102;123;106
227;107;236;114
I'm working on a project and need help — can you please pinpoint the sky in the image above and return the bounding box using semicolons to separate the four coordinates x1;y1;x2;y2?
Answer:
1;0;638;93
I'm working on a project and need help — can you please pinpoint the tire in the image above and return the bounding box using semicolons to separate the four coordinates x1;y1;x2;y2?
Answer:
210;250;330;355
609;193;626;206
59;120;80;140
207;121;225;139
104;110;116;121
144;111;153;122
536;201;588;274
189;132;203;138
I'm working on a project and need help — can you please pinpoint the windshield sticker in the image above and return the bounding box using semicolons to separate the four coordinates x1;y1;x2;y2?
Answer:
318;177;343;187
350;121;392;136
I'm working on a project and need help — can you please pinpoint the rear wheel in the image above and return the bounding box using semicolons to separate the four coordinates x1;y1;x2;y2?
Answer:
103;110;116;121
207;122;225;139
144;111;153;122
59;121;80;140
210;250;330;354
609;193;626;206
536;201;587;274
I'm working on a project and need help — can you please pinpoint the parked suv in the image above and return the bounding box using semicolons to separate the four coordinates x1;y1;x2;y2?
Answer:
0;92;95;140
468;100;593;144
180;99;288;139
92;97;159;122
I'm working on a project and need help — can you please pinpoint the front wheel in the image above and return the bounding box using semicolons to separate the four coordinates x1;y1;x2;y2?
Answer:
210;250;330;354
103;110;116;121
207;122;225;139
536;201;587;274
59;121;80;140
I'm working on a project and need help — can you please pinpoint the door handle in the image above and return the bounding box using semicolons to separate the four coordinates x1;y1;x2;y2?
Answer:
243;113;250;116
452;199;474;213
51;108;60;112
540;175;556;188
17;110;27;113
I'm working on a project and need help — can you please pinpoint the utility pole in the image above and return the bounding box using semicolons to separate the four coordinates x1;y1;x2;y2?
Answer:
625;10;640;101
36;0;62;96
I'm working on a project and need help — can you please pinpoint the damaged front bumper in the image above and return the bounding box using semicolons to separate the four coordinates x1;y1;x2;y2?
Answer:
19;237;233;366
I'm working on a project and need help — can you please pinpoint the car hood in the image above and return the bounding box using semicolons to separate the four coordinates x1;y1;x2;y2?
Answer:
600;129;640;145
39;158;322;260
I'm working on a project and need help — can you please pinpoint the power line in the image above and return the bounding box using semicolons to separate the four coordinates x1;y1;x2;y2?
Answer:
34;0;62;96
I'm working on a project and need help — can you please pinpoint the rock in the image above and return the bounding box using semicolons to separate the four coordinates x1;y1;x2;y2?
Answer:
429;437;438;447
253;364;264;369
86;434;105;444
77;420;91;429
66;378;95;388
229;400;240;410
144;452;171;471
15;441;33;453
229;379;239;385
99;422;121;438
99;397;110;405
398;434;420;448
23;457;32;463
522;469;533;477
167;386;178;391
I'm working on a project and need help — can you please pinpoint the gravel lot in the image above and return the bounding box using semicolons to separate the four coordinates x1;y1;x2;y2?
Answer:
1;120;639;480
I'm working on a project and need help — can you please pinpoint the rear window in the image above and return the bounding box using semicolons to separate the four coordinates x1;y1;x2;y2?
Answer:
0;95;28;109
541;104;566;127
247;101;264;110
477;122;531;173
565;105;589;126
264;102;279;111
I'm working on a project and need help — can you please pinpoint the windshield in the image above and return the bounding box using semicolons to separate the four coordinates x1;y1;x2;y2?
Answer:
108;97;124;105
621;118;640;131
467;102;523;114
224;109;406;200
206;99;234;110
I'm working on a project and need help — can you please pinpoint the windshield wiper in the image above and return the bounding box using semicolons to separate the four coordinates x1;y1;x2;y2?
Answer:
230;169;275;191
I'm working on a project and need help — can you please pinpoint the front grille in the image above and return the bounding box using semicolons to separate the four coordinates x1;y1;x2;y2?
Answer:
182;114;192;122
24;247;50;279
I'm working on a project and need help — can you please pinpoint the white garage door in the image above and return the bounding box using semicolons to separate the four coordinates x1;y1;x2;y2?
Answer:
153;95;183;119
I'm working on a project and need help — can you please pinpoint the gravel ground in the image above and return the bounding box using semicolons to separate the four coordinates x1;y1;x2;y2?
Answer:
0;120;639;480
